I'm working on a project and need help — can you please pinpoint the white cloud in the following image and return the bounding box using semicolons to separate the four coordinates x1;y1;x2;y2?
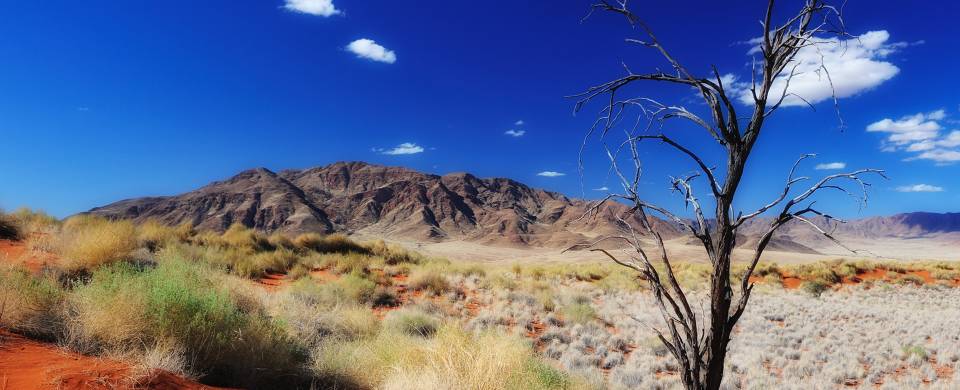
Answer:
593;186;609;191
735;30;900;106
514;120;525;126
896;184;944;193
914;149;960;163
284;0;340;17
504;129;526;137
537;171;565;177
867;110;960;164
378;142;424;155
815;162;846;170
346;39;396;64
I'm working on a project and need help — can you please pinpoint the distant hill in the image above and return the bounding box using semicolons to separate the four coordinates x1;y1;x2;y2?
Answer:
85;161;959;252
86;161;680;248
738;212;960;241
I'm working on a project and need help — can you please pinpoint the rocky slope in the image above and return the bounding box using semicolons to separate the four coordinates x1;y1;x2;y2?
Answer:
85;162;960;251
87;162;679;248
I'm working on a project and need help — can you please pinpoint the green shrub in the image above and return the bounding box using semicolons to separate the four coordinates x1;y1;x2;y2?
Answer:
68;258;308;388
561;303;596;325
903;344;928;359
510;357;572;389
0;267;64;337
384;309;439;337
801;280;830;297
339;272;378;304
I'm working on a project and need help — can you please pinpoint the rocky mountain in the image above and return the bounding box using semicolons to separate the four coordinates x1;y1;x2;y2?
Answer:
87;162;680;248
85;161;960;252
737;212;960;242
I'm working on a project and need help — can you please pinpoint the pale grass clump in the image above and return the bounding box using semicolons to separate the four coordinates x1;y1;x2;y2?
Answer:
137;220;193;251
56;215;138;272
409;269;451;295
218;223;271;251
63;257;309;388
0;266;64;337
312;324;574;390
2;207;60;239
294;232;368;254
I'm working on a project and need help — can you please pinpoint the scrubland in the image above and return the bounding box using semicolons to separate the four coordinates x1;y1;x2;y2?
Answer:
1;208;959;389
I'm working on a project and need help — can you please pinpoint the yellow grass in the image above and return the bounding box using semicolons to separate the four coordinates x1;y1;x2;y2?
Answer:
58;216;138;272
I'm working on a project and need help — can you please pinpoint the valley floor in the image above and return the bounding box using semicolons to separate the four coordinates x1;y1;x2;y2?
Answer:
2;212;959;389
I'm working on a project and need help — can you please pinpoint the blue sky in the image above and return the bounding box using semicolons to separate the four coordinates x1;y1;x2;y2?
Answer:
0;0;957;219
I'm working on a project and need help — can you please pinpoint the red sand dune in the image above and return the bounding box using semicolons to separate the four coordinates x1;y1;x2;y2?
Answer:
0;331;219;390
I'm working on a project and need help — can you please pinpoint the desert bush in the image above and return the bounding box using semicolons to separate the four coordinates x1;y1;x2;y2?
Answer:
295;233;368;254
536;290;557;312
267;232;295;250
562;303;596;325
371;287;399;307
321;252;376;275
0;211;21;240
338;272;378;304
896;274;925;286
137;219;182;251
754;262;781;277
10;208;60;236
66;258;308;387
409;269;451;295
367;239;422;265
384;309;440;337
389;326;572;389
801;280;830;297
219;223;272;251
287;272;378;306
311;324;575;390
0;266;64;337
251;247;301;273
931;268;960;280
57;216;138;272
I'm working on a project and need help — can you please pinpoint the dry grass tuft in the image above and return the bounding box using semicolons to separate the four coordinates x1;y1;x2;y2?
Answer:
0;266;64;337
57;216;139;272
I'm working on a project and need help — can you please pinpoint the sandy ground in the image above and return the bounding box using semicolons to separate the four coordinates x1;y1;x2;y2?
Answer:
0;331;220;390
357;234;960;264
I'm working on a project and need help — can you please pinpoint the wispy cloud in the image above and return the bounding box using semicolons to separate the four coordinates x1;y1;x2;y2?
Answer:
537;171;565;177
814;162;846;170
727;30;903;107
592;186;609;191
868;109;960;164
514;120;524;126
374;142;424;155
346;39;396;64
284;0;341;17
896;184;944;193
504;129;525;137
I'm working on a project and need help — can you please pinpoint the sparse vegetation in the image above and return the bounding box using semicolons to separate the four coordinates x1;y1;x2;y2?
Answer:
3;213;960;389
57;216;139;272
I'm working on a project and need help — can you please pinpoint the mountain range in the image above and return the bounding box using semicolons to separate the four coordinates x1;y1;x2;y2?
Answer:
86;162;960;252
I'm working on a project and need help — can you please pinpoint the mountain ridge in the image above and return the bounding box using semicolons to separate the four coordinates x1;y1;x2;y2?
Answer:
87;161;680;248
86;161;960;250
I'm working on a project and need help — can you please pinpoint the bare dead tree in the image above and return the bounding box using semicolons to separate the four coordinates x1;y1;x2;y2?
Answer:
569;1;887;389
